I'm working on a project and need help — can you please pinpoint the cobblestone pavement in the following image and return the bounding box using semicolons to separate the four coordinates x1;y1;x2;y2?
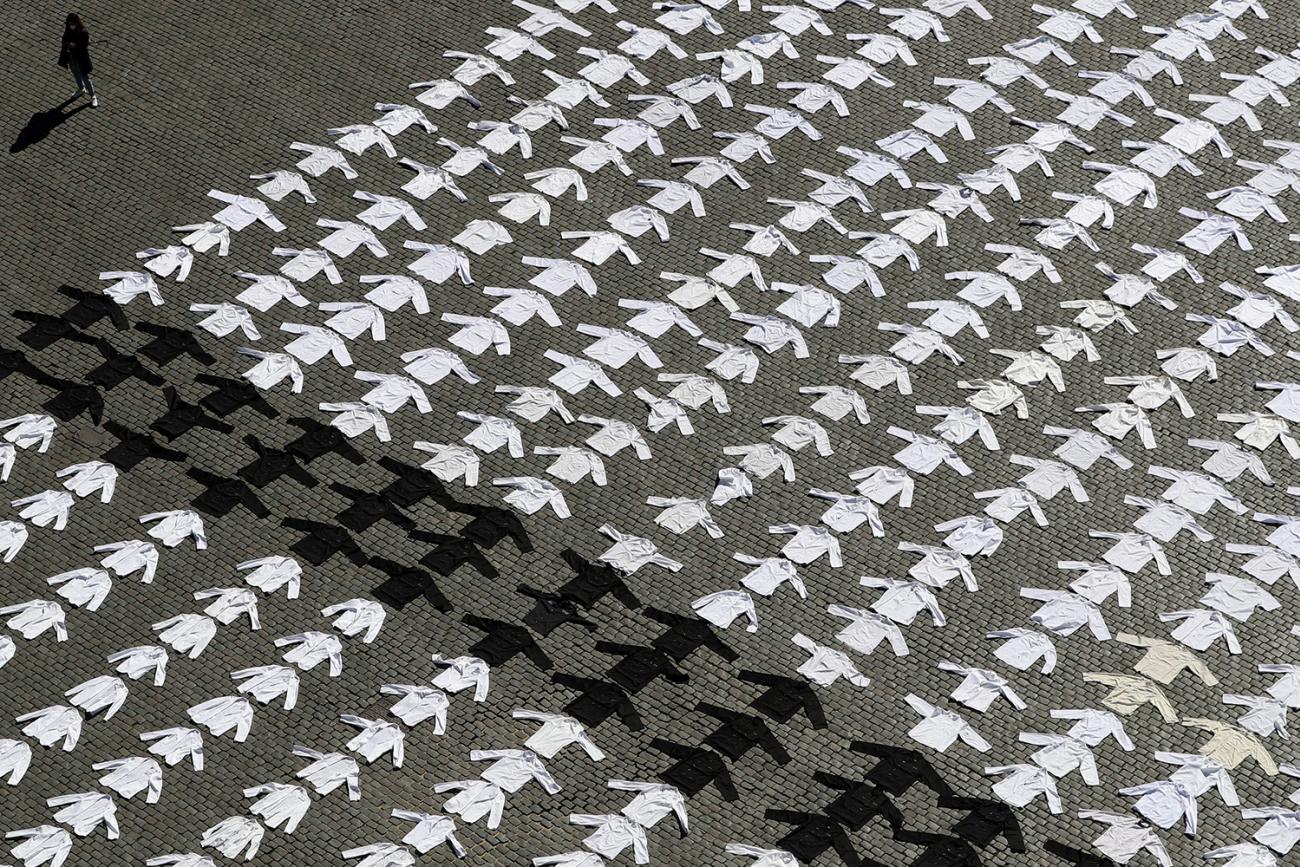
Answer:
4;1;1300;866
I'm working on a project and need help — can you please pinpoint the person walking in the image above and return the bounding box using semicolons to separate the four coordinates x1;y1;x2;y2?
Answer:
59;13;97;106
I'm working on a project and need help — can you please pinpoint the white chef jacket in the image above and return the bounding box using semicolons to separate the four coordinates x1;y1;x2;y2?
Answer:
935;517;1002;557
381;684;448;730
431;655;490;701
188;696;253;742
940;662;1026;711
904;694;989;752
513;710;603;760
735;554;805;598
829;605;912;665
398;159;467;201
1023;732;1100;785
392;810;464;857
341;715;404;767
792;633;869;688
280;324;351;366
153;614;215;658
250;167;314;201
1200;573;1278;621
401;347;477;385
809;489;883;535
799;386;868;424
140;727;203;770
610;780;688;834
1021;588;1110;639
457;412;524;457
598;524;681;573
1119;781;1198;834
1079;811;1172;866
1046;710;1133;751
888;427;972;475
1158;609;1241;653
48;569;111;611
495;477;570;518
233;665;299;709
140;510;206;549
769;524;841;566
1011;455;1087;501
861;577;944;625
900;542;977;589
569;814;648;863
498;386;572;423
848;465;913;506
94;756;162;803
535;447;605;488
404;241;472;285
288;141;357;178
947;270;1022;310
983;628;1054;673
106;645;167;685
1060;561;1131;607
1226;545;1298;587
291;748;361;805
320;402;390;442
355;373;430;414
325;123;395;157
693;590;758;631
580;416;651;459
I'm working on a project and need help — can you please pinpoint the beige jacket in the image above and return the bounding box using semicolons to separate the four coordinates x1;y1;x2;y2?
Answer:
1083;672;1178;722
1116;633;1218;686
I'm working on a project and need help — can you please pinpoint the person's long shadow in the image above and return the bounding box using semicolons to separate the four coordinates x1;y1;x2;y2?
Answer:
10;98;88;153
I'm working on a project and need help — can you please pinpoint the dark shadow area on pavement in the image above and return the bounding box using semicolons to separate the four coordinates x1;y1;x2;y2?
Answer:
10;98;87;153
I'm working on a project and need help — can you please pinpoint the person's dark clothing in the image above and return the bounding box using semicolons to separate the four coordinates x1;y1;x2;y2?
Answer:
891;830;983;867
848;742;956;798
59;26;92;74
37;376;104;424
552;673;642;730
134;323;215;366
237;435;317;488
330;483;414;532
58;285;127;330
13;311;96;351
645;606;737;662
460;506;533;552
812;773;904;832
463;615;551;670
517;585;597;636
187;468;269;518
765;810;874;867
0;346;50;384
738;670;827;728
411;530;498;579
368;556;452;612
1044;841;1116;866
376;457;447;508
151;386;234;441
285;416;365;464
282;518;366;566
557;549;639;609
595;641;688;693
195;374;277;418
102;421;187;471
937;796;1025;852
697;703;790;764
88;340;165;391
649;739;737;800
